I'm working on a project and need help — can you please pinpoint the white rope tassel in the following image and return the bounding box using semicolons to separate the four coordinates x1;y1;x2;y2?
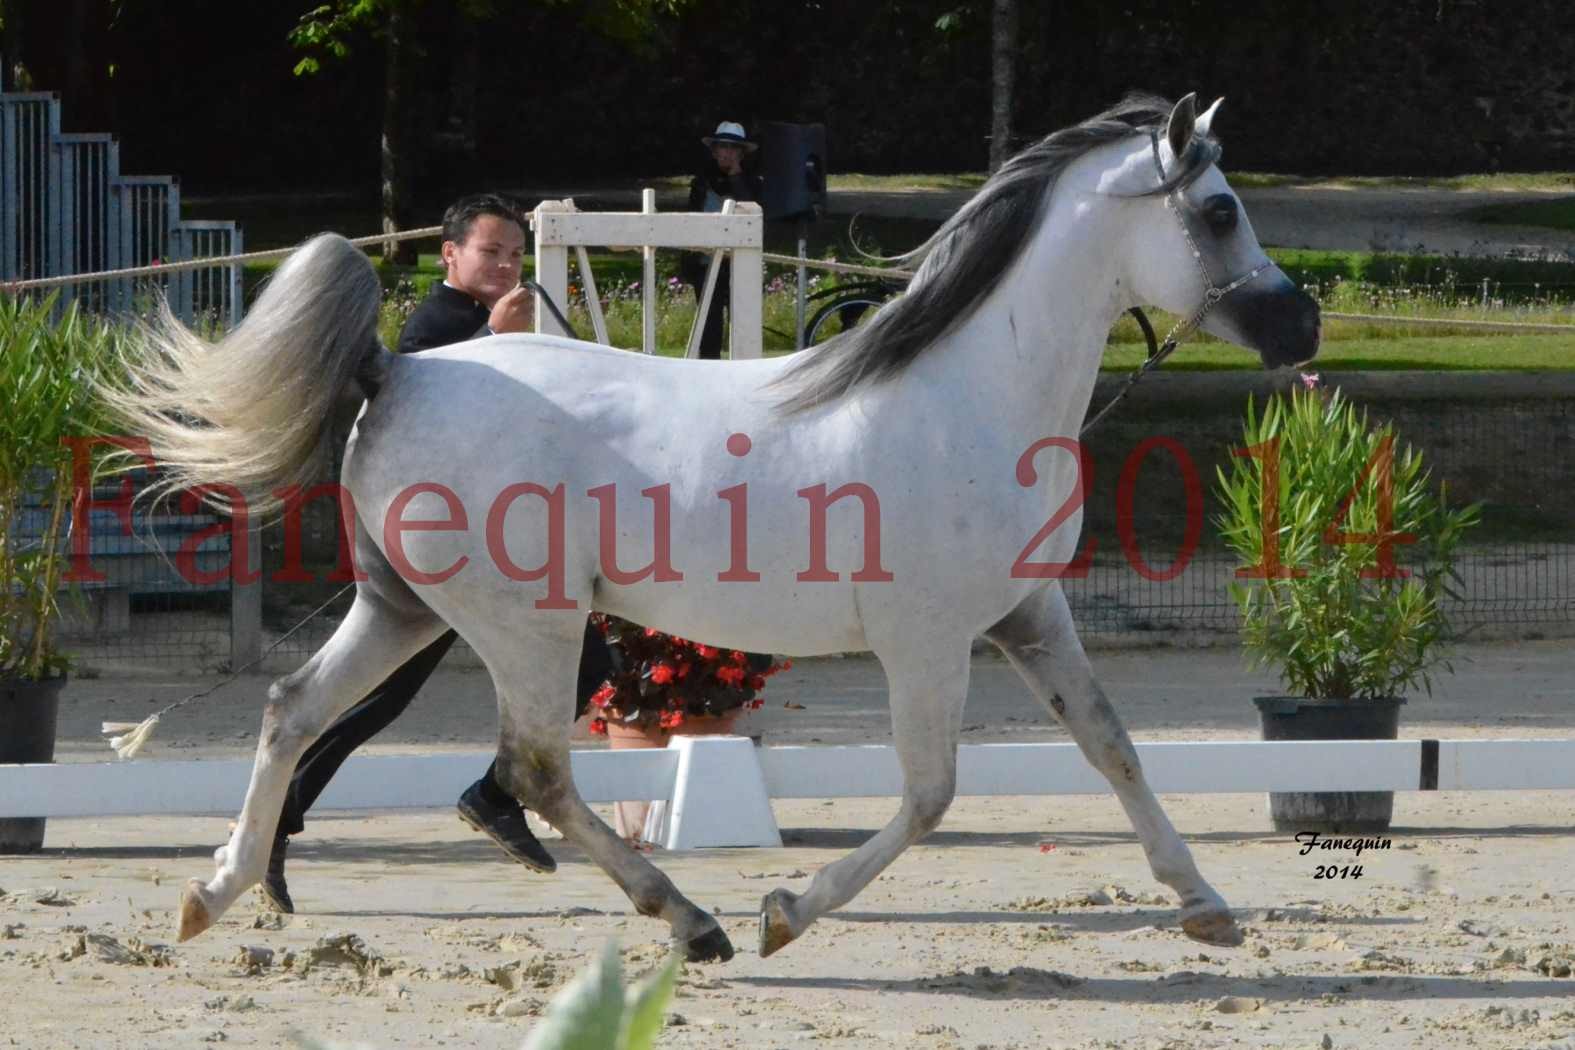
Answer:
102;715;160;760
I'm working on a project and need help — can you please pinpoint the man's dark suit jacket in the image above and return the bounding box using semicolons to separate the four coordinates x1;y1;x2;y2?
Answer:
397;282;491;354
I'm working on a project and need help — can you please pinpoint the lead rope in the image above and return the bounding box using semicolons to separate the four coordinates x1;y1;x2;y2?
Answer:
101;583;356;758
521;280;580;340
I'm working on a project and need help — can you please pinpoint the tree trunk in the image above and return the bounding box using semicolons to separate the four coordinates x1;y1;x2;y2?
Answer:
65;0;90;106
989;0;1019;173
0;1;16;91
446;8;480;165
381;3;415;265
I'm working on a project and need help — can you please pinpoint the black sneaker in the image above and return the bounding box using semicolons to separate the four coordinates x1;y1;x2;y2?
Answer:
457;781;557;874
260;835;294;914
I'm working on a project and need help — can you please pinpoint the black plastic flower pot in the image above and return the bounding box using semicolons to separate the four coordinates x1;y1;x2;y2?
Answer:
1253;695;1405;834
0;673;67;853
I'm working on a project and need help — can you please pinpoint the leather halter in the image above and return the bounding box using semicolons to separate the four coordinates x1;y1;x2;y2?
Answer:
1080;131;1277;436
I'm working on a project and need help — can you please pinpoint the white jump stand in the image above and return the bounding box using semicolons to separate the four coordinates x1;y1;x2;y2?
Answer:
642;735;782;850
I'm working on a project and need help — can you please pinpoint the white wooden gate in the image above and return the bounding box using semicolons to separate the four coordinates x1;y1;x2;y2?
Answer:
532;190;763;359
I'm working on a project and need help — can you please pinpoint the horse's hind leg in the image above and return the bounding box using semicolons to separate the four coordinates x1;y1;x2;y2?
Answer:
759;637;971;956
178;593;446;941
474;624;734;963
984;583;1242;947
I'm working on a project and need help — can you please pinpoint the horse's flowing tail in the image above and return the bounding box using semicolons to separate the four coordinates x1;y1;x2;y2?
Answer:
101;233;382;519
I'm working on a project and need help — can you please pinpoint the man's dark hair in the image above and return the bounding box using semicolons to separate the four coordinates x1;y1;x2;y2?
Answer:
442;193;529;245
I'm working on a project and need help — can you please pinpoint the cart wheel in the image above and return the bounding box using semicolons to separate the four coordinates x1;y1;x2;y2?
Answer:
804;296;886;346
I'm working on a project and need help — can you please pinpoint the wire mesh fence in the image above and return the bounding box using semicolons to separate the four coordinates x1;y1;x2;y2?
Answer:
48;472;243;671
1060;372;1575;637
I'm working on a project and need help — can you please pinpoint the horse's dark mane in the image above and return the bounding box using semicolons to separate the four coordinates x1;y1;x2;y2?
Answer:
772;94;1220;414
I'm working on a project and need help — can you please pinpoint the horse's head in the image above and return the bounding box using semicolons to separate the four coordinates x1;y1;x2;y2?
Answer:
1099;95;1320;369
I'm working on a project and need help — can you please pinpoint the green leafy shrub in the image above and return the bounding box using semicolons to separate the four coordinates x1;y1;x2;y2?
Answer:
0;296;125;680
1215;383;1480;700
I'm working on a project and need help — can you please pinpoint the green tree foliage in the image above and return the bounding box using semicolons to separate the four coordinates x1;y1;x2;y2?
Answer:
287;0;689;75
20;2;1574;190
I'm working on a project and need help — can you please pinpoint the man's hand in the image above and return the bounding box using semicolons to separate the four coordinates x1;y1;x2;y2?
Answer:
488;285;535;333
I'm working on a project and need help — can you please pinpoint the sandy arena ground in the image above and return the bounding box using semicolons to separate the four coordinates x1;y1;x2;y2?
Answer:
5;642;1575;1049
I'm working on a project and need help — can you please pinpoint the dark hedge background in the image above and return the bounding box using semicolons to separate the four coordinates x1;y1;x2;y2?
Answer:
11;0;1575;194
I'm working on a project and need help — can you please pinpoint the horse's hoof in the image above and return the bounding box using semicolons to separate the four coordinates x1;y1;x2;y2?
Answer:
759;889;800;958
682;924;735;964
177;879;214;943
1180;906;1243;947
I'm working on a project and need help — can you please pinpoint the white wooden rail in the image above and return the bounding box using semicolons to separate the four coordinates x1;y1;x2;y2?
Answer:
5;738;1574;851
531;194;763;359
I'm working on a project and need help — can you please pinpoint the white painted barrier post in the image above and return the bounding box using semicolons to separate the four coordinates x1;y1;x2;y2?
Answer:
10;739;1575;850
641;189;658;354
727;214;763;361
660;736;782;850
685;199;734;360
531;199;573;338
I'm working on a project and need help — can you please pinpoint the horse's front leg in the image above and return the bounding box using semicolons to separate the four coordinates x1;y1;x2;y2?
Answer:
984;583;1242;947
759;639;970;956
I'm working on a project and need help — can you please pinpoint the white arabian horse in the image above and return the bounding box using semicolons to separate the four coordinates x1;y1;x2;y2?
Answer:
110;94;1318;962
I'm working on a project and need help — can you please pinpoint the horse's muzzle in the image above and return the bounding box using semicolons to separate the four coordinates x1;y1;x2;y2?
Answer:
1227;275;1321;369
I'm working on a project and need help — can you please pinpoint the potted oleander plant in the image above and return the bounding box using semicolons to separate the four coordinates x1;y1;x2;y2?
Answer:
1215;377;1479;832
0;295;122;852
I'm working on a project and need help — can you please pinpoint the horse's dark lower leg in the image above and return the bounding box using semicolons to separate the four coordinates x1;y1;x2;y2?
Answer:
495;737;733;962
465;611;736;965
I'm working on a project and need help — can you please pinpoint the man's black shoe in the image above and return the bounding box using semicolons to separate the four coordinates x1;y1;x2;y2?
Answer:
260;835;294;914
457;781;557;874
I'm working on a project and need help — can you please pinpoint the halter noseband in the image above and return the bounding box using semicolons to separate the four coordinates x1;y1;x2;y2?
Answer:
1148;130;1274;350
1079;130;1276;436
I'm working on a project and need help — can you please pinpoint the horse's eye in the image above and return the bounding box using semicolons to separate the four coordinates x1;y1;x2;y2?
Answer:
1202;194;1238;235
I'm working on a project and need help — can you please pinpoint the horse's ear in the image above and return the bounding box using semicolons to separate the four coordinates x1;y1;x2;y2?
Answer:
1166;93;1198;158
1196;96;1224;138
